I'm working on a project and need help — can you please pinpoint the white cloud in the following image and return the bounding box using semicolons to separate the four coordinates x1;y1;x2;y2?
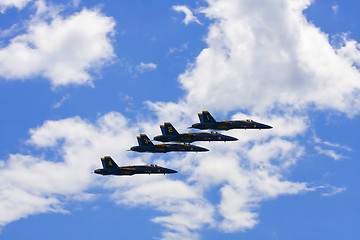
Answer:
0;7;115;87
313;133;353;151
313;133;352;160
108;177;214;240
322;185;346;197
136;62;157;73
314;146;344;160
336;38;360;68
172;5;201;25
0;0;32;13
170;0;360;116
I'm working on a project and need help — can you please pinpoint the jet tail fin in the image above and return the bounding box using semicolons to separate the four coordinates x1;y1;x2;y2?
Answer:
101;156;119;170
163;122;179;136
201;111;216;123
137;134;154;146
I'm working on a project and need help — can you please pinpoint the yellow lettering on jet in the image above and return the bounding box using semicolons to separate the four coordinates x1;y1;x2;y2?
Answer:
168;127;173;132
109;161;112;166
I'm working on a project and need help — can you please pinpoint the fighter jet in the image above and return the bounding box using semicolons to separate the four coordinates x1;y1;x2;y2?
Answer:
190;111;272;131
130;134;209;153
153;122;238;143
94;156;177;176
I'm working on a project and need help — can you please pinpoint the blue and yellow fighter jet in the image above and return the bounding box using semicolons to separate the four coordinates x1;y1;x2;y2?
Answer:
130;134;209;153
153;122;238;143
190;111;273;131
94;156;177;175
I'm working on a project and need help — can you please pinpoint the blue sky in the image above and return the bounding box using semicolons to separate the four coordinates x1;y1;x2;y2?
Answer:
0;0;359;239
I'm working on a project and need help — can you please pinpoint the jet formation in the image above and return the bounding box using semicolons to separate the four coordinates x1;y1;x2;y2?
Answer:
95;111;272;176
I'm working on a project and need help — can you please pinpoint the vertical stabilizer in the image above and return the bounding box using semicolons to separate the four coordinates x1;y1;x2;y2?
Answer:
101;156;119;170
137;134;154;146
163;122;179;136
202;111;216;123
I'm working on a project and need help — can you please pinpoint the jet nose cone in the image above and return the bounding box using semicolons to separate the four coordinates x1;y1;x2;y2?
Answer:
258;123;272;129
161;167;177;174
227;136;238;141
199;147;209;152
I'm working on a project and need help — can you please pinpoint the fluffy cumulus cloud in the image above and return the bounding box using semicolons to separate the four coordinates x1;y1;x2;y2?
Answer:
174;0;360;116
0;6;115;87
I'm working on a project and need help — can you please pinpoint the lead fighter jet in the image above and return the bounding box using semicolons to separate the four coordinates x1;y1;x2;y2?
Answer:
190;111;272;131
130;134;209;153
153;122;238;143
94;156;177;176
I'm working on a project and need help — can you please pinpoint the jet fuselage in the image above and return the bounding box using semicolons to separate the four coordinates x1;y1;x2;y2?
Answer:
130;143;209;153
94;164;177;176
191;120;272;131
153;132;238;143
